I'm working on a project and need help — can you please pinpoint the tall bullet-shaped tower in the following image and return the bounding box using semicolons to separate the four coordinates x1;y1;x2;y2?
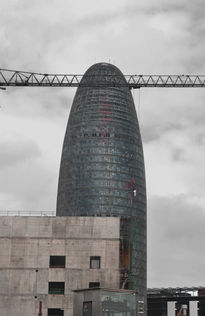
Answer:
57;63;146;307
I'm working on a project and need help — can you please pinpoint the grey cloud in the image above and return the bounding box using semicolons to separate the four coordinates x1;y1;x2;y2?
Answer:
149;195;205;242
148;195;205;286
32;90;72;118
78;11;119;28
141;121;183;143
0;159;57;212
172;147;185;162
140;88;205;145
139;0;205;18
0;2;76;71
78;6;140;29
143;1;205;72
111;1;205;73
0;139;41;168
2;88;72;119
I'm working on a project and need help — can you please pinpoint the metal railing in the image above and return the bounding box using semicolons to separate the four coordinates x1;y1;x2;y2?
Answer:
0;210;56;216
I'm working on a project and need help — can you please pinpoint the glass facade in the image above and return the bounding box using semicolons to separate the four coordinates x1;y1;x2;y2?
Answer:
101;290;136;316
56;63;146;306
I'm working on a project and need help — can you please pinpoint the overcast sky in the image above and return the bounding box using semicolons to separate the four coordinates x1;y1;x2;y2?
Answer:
1;0;205;288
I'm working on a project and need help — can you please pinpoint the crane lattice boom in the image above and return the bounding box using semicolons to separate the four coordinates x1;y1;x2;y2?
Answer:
1;68;205;88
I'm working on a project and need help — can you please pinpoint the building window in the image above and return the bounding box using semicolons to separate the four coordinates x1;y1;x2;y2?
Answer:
90;256;101;269
48;309;64;316
48;282;65;295
49;256;66;268
89;282;100;288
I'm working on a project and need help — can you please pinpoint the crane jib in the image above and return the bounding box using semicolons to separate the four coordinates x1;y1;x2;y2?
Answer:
0;69;205;88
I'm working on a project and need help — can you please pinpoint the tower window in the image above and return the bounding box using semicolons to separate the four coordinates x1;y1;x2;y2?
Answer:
49;256;66;268
48;282;65;295
48;309;64;316
90;256;101;269
89;282;100;288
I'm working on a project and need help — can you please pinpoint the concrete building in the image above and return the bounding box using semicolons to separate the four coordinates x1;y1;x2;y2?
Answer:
0;216;120;316
57;63;147;305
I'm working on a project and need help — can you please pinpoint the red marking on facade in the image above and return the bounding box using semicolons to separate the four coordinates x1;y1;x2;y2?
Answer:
98;92;113;144
126;178;137;207
38;301;42;316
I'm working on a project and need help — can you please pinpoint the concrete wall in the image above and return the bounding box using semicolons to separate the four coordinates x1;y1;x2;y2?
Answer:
0;216;120;316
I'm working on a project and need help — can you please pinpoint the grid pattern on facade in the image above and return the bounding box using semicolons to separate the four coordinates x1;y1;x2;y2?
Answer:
56;63;147;307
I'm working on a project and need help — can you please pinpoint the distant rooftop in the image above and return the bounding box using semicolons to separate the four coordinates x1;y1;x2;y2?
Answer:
148;287;205;292
148;287;205;297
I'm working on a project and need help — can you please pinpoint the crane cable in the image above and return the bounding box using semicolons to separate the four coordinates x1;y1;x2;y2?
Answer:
138;88;141;124
132;88;141;124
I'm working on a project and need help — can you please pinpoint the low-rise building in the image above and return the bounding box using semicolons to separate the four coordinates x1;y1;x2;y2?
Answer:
147;287;205;316
0;216;120;316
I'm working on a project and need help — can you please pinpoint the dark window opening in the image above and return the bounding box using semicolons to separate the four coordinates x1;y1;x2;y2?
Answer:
49;256;66;268
83;301;92;316
48;282;65;295
89;282;100;288
90;256;101;269
48;308;64;316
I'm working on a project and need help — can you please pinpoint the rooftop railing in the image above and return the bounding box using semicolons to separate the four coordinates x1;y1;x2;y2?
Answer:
0;210;56;216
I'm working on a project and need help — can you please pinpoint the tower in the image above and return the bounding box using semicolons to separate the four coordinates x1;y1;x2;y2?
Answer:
57;63;147;307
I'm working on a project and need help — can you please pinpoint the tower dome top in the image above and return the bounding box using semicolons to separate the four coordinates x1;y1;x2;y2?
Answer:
80;62;126;87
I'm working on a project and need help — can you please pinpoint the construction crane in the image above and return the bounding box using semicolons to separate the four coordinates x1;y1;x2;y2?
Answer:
1;68;205;89
1;66;203;299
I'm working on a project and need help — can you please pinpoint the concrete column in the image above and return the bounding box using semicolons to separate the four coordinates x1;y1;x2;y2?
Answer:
167;301;176;316
189;301;198;316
